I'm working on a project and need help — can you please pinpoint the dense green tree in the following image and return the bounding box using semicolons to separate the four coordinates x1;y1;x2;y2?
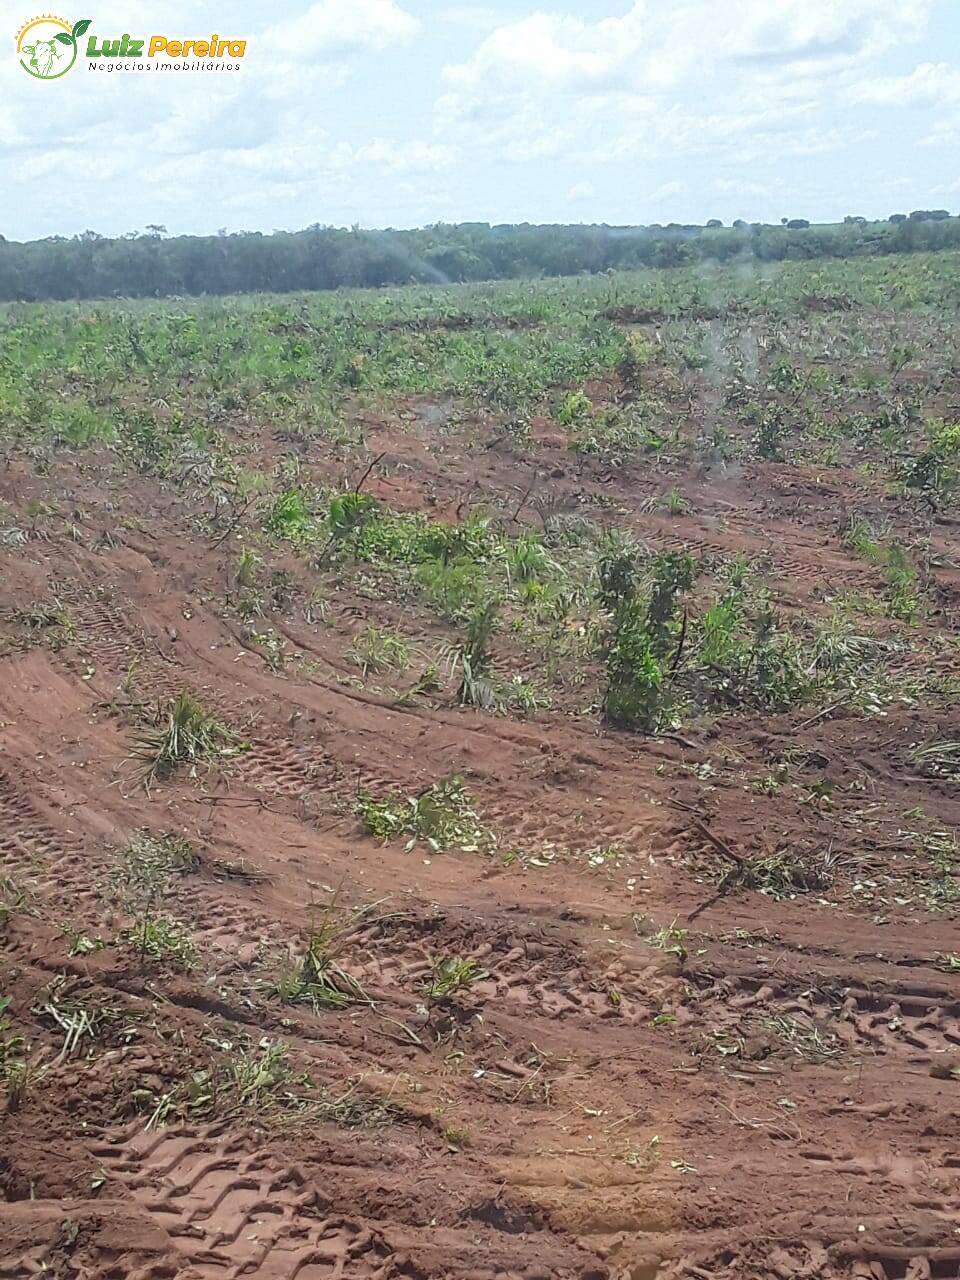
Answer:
0;214;957;301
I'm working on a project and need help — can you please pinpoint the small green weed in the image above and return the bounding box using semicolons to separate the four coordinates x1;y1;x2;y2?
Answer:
423;956;487;1001
122;917;196;969
639;920;688;961
348;626;411;678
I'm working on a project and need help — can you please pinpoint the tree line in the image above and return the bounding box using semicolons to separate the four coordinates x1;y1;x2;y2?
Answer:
0;212;958;301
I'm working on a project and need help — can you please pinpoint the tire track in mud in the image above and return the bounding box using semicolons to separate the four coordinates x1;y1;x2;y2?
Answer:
0;766;281;968
689;970;960;1059
640;525;879;592
0;769;99;915
53;582;150;671
0;1201;185;1279
87;1120;609;1280
666;1243;960;1280
89;1123;400;1280
229;740;345;810
349;918;660;1025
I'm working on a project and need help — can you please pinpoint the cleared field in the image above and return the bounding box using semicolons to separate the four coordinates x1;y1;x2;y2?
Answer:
0;251;958;1279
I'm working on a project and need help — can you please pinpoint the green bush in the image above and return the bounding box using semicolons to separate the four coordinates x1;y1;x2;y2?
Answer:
557;389;592;426
602;551;694;730
603;603;664;729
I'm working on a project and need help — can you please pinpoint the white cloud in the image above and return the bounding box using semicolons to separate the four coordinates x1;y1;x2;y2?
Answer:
848;61;960;106
920;117;960;148
650;180;683;201
442;7;648;95
262;0;419;60
567;180;594;201
436;0;934;168
334;138;459;174
714;177;774;197
436;6;504;33
442;0;931;102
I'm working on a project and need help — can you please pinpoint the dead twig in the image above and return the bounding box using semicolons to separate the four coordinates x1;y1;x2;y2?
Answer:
211;496;258;549
353;451;386;496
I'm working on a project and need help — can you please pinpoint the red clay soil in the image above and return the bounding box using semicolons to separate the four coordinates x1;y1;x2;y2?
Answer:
0;390;959;1280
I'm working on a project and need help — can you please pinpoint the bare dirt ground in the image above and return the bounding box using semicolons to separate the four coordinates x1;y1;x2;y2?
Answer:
1;319;959;1280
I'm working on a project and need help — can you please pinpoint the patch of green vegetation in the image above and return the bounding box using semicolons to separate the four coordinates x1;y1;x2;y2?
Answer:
449;600;498;709
129;691;245;789
268;488;314;540
0;996;24;1069
423;956;487;1001
0;994;28;1108
761;1013;841;1061
122;916;196;969
568;405;664;465
719;850;836;898
9;596;77;650
109;830;198;966
234;544;262;587
903;420;960;498
602;550;694;730
690;589;809;712
355;776;493;854
556;389;592;426
59;925;108;957
638;920;688;961
141;1038;304;1130
0;878;30;926
742;402;788;460
266;904;370;1011
35;979;140;1059
348;626;411;678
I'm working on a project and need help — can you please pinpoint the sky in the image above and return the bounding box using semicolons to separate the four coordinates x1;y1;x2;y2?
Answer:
2;0;960;241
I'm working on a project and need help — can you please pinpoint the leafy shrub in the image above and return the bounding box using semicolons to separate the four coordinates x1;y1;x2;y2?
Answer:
602;551;694;730
699;593;743;669
415;555;488;619
557;389;592;426
122;916;195;969
603;605;664;729
327;491;378;542
690;589;808;711
597;533;642;615
646;552;695;657
742;402;788;460
453;601;498;708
